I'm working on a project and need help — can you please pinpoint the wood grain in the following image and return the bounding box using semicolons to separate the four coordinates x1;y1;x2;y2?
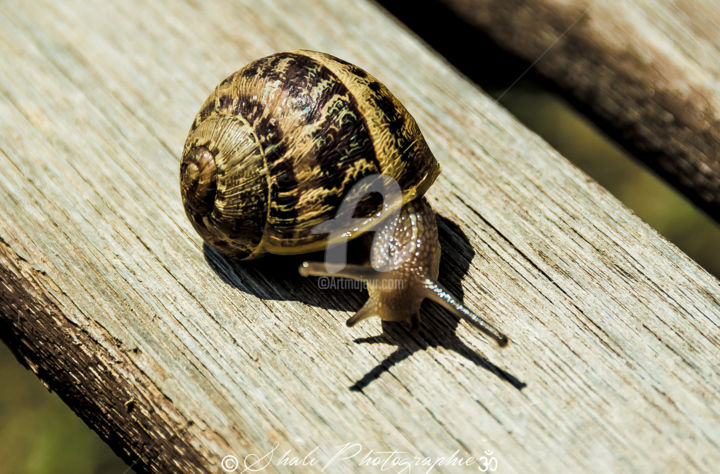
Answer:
0;0;718;472
441;0;720;220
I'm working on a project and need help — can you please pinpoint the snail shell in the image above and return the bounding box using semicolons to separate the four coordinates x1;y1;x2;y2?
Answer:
180;49;440;259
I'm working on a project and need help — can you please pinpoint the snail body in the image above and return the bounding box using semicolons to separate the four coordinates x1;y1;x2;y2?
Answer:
300;197;507;345
181;50;507;345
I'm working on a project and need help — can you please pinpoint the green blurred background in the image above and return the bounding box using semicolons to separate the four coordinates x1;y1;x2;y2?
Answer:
0;343;128;473
1;3;719;473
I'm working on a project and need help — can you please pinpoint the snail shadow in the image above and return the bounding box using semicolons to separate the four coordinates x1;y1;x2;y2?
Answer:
203;238;367;313
348;216;525;392
203;215;525;392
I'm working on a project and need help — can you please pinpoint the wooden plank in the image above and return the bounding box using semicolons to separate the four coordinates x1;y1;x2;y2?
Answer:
440;0;720;220
0;0;718;472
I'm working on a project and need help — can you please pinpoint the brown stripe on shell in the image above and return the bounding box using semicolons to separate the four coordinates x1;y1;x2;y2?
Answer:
299;50;440;202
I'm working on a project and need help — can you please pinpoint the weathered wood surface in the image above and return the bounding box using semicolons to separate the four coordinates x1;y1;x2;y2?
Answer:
440;0;720;220
0;0;718;472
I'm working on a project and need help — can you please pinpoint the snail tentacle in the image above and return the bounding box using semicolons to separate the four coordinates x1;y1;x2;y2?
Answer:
422;279;508;347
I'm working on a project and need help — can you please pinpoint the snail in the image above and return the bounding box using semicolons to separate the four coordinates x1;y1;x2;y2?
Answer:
180;50;507;346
